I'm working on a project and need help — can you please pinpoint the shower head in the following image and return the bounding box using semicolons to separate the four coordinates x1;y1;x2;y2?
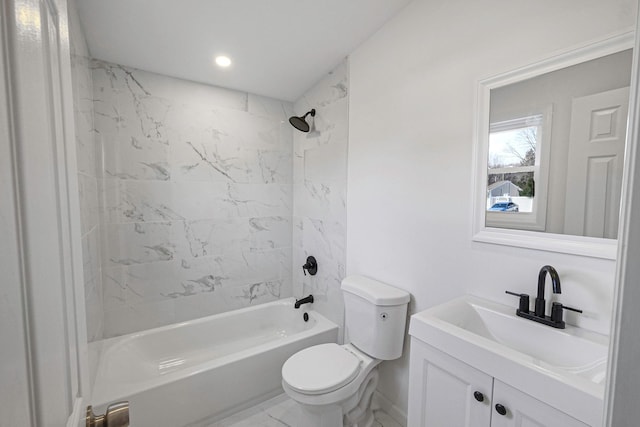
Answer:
289;109;316;132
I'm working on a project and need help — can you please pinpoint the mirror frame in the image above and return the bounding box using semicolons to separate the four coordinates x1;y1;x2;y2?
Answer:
472;31;635;260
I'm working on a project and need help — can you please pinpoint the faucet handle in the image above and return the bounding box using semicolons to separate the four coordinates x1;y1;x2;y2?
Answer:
302;256;318;276
550;302;583;323
561;304;583;313
505;291;530;314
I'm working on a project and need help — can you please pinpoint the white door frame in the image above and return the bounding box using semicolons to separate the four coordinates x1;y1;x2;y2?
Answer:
604;6;640;426
0;1;35;424
1;0;90;425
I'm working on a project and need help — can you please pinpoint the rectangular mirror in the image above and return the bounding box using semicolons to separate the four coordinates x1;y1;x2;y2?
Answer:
473;33;634;259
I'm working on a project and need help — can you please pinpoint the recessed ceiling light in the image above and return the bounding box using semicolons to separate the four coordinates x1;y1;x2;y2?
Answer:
215;56;232;68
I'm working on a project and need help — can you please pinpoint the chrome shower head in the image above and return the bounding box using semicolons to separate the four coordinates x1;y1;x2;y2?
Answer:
289;109;316;132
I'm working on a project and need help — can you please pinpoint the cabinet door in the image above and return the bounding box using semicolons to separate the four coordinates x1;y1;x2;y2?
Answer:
408;338;493;427
490;381;590;427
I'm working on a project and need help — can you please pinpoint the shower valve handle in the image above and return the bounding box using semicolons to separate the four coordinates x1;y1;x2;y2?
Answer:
302;256;318;276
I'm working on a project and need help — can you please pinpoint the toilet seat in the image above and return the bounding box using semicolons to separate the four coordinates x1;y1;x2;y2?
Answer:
282;343;361;395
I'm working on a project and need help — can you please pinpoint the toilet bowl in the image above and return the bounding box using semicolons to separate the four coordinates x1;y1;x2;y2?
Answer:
282;343;380;426
282;275;410;427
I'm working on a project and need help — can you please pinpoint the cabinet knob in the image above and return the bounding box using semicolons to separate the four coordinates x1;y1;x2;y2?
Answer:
495;403;507;416
473;391;484;402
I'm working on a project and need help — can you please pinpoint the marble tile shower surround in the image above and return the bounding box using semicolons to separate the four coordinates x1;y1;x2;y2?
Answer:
69;6;104;344
92;60;295;337
292;60;349;338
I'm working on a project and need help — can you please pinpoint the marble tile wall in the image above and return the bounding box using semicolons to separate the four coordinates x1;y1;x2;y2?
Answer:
69;0;104;344
292;60;349;340
92;61;294;337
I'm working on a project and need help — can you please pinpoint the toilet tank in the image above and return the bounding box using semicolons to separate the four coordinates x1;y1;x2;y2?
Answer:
341;275;410;360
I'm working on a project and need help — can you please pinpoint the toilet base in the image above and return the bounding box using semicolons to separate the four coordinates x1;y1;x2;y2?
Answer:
295;403;343;427
290;369;379;427
344;369;378;427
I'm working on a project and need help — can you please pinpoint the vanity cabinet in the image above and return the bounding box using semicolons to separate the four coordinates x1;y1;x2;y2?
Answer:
407;338;589;427
490;381;588;427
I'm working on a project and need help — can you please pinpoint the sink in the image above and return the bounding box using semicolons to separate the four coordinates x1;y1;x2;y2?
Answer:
409;295;609;426
427;296;608;382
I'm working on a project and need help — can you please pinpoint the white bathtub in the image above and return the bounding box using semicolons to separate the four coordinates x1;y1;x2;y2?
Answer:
91;298;338;427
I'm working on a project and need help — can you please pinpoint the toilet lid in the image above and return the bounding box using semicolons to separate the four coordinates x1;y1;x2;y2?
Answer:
282;343;361;395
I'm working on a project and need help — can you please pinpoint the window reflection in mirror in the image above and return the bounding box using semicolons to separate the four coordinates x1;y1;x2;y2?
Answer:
488;116;541;213
485;48;632;238
486;108;551;231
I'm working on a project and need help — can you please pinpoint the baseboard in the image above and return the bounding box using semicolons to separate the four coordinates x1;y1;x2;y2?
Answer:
372;391;407;427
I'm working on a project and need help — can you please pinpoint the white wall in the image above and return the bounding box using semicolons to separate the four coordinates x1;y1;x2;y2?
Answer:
347;0;636;416
292;60;349;339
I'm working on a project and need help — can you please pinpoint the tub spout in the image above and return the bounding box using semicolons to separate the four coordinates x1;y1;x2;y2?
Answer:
294;295;314;309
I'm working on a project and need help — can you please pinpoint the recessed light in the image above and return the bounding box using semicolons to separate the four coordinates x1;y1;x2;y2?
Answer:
215;56;232;68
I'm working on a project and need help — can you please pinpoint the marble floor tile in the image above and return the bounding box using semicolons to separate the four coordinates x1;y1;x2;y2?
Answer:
208;393;403;427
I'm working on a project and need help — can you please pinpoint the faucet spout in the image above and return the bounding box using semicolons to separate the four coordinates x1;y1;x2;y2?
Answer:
535;265;561;317
294;294;314;309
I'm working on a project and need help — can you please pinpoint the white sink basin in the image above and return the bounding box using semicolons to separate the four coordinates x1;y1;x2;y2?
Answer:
429;296;608;382
409;295;609;426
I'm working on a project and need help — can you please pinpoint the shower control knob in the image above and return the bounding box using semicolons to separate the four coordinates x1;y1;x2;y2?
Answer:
302;256;318;276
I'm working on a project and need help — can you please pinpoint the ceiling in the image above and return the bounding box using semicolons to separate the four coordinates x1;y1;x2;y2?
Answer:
76;0;413;102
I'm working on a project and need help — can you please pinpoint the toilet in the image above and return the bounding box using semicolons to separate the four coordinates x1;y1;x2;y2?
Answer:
282;275;410;427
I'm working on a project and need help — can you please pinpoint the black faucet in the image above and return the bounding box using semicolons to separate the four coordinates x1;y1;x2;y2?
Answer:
506;265;582;329
535;265;561;317
294;295;314;309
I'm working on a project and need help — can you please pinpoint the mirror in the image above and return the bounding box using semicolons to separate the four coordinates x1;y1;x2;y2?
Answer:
473;33;634;259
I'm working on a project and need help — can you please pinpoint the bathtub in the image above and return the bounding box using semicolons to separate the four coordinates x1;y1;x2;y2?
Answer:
91;298;338;427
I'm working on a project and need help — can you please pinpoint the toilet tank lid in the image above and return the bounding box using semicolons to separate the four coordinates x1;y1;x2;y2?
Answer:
341;275;410;306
